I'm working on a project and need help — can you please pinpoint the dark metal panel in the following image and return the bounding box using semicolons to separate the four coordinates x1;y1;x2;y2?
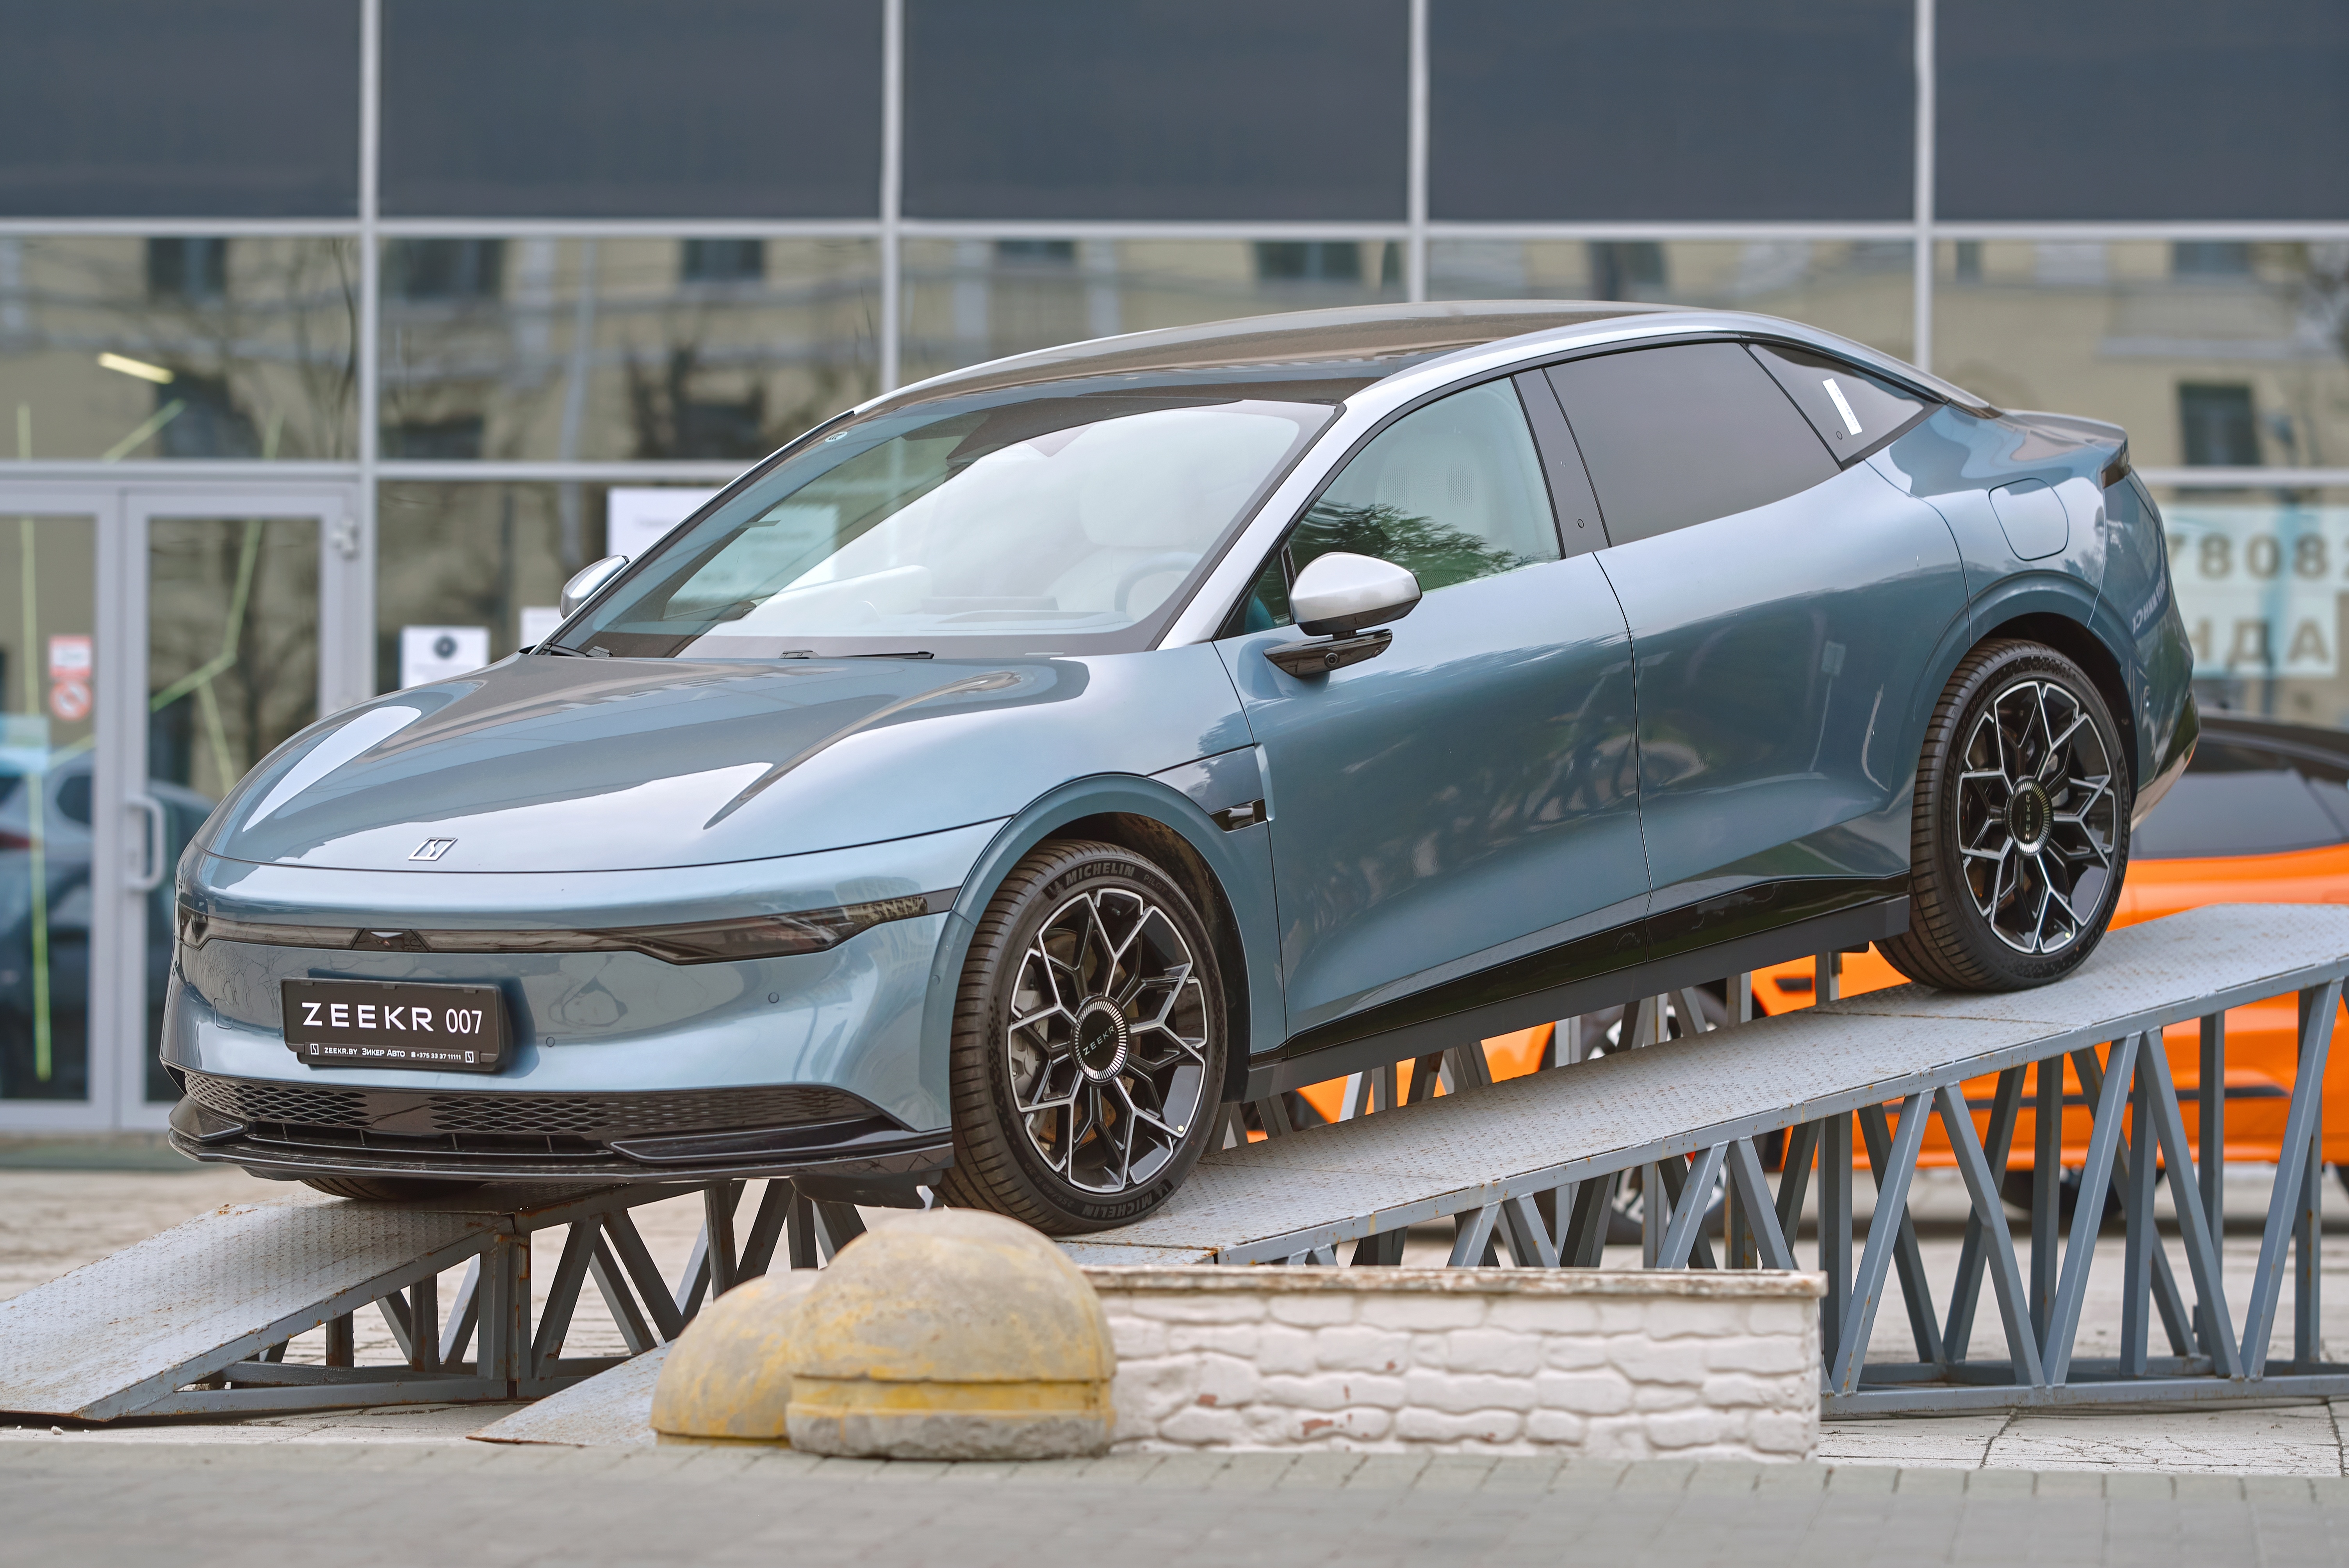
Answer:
902;0;1407;221
381;0;883;218
1429;0;1913;222
0;1;358;217
1939;0;2349;221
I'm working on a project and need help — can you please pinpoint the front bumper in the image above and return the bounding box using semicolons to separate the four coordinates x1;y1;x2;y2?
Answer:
168;1073;951;1201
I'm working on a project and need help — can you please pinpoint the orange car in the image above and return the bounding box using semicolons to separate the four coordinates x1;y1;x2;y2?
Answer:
1296;711;2349;1178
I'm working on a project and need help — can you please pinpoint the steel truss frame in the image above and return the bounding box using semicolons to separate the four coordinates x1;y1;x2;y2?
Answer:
1237;954;2347;1415
111;1178;865;1421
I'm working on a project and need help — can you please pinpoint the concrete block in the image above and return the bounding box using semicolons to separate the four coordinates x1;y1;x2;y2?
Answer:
1392;1406;1524;1445
1165;1324;1263;1359
1644;1408;1732;1450
1248;1324;1320;1376
1405;1369;1539;1415
1311;1324;1412;1374
1700;1373;1805;1409
1444;1328;1543;1376
1704;1336;1813;1376
1523;1408;1591;1447
1359;1294;1484;1331
1267;1293;1357;1327
1608;1340;1711;1386
1541;1336;1612;1371
1127;1293;1269;1325
1532;1370;1634;1416
1745;1411;1815;1456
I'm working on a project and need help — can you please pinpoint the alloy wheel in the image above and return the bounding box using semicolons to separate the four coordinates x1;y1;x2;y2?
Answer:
1955;677;2119;955
1006;886;1212;1194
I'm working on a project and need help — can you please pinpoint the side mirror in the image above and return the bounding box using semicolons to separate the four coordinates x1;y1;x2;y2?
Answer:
559;554;629;617
1265;552;1422;679
1290;551;1422;636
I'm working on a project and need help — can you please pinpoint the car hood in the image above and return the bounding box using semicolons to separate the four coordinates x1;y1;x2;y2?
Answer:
195;651;1249;874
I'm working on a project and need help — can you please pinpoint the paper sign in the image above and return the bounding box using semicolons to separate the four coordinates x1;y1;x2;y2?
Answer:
518;605;564;648
607;487;720;563
399;625;492;689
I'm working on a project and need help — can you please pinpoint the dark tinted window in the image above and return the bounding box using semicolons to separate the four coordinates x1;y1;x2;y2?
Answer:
1545;343;1837;544
1513;371;1606;553
2132;736;2349;860
2180;385;2261;467
903;0;1407;220
1430;0;1912;221
382;0;882;217
0;2;358;216
1747;343;1932;463
1940;0;2349;220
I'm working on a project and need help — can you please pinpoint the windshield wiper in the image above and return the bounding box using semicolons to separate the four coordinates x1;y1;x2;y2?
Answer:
772;649;936;661
533;643;591;657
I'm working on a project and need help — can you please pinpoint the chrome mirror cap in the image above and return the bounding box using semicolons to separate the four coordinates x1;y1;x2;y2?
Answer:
1289;551;1422;637
558;554;630;618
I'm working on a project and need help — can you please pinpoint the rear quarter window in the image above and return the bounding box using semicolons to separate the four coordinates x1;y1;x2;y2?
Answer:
1744;341;1933;463
1543;341;1838;545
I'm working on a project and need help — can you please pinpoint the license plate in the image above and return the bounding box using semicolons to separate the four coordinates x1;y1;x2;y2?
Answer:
282;978;510;1073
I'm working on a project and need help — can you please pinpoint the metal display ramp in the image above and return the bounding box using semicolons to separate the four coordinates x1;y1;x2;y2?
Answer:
1064;903;2349;1414
0;1176;868;1421
0;903;2340;1422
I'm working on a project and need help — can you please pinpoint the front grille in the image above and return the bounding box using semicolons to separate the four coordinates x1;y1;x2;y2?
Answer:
183;1070;871;1140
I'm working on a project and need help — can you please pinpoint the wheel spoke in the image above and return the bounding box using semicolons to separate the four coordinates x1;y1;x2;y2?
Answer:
1002;878;1216;1197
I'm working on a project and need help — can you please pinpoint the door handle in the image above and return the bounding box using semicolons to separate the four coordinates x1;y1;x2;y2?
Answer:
128;793;168;893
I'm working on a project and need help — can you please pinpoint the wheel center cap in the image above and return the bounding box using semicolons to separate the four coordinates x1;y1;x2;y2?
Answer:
2007;781;2053;852
1074;1001;1130;1083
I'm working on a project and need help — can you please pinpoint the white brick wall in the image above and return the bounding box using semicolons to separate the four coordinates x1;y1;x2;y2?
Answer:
1082;1267;1822;1461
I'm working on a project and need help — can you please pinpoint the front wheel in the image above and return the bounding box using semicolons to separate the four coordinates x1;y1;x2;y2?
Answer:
938;839;1228;1233
1880;639;2130;991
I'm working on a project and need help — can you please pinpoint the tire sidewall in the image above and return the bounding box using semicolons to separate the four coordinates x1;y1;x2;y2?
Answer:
1923;643;2132;986
956;841;1227;1231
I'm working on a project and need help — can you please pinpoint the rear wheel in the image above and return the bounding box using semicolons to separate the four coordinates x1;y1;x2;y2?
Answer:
1881;639;2130;991
300;1176;481;1202
938;839;1227;1233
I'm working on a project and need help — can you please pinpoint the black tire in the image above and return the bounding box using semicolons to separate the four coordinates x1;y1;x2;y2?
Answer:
937;839;1228;1234
1881;639;2131;992
300;1176;482;1202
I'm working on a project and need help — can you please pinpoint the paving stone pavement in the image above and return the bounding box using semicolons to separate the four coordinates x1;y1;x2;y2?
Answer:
5;1440;2348;1567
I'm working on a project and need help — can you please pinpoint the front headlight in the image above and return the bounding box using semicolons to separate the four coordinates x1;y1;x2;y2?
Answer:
175;889;952;966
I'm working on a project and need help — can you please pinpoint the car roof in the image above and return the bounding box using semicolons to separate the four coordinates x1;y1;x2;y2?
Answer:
860;299;1994;421
863;299;1675;412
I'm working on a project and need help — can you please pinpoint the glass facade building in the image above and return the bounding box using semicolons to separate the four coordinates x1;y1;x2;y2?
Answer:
0;0;2344;1125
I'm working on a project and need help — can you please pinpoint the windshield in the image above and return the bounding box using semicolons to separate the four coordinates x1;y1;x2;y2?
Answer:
559;389;1336;658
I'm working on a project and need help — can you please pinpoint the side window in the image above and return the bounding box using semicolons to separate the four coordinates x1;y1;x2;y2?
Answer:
1544;342;1838;545
1745;342;1932;461
1296;377;1559;589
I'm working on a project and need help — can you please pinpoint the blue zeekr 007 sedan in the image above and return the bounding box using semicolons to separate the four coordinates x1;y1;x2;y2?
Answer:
163;301;2196;1232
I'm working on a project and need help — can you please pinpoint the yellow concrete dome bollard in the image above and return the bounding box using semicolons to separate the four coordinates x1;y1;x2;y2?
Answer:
648;1269;817;1443
785;1208;1115;1460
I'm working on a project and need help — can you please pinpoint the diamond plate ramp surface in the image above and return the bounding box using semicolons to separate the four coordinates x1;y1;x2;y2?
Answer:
1068;905;2349;1264
474;1342;669;1447
0;1189;542;1420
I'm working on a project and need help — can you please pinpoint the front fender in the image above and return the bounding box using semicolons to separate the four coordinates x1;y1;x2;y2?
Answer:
922;770;1281;1114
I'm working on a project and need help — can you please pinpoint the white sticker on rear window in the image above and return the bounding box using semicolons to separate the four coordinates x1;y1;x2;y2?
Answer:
1822;378;1864;437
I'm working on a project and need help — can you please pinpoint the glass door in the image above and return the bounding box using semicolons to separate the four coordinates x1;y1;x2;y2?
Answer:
0;492;106;1125
110;488;362;1128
